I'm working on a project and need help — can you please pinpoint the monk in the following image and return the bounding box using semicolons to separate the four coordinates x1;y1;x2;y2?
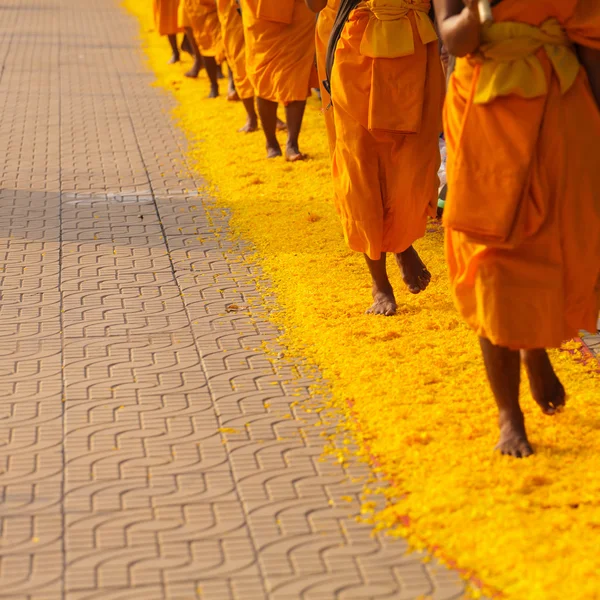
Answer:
239;0;317;160
153;0;183;64
312;0;340;157
181;0;223;95
216;0;259;131
315;0;444;315
435;0;600;457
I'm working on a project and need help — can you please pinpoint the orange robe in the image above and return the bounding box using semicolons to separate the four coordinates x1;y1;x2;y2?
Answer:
444;0;600;349
315;0;340;157
153;0;182;36
216;0;254;99
331;0;444;259
239;0;317;105
181;0;224;59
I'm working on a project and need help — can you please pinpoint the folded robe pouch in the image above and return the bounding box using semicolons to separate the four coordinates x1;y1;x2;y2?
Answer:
256;0;294;24
444;19;580;245
357;0;437;134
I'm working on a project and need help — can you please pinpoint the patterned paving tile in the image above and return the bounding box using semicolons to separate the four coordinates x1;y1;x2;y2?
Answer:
0;0;472;598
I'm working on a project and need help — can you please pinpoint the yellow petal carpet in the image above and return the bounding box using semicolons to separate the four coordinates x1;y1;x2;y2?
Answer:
124;2;600;598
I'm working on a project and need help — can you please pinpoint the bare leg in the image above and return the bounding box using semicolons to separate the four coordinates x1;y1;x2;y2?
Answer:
167;34;180;64
184;29;203;78
239;97;259;133
479;337;533;458
256;97;282;158
521;349;566;415
227;69;239;101
284;100;307;161
365;254;397;316
203;56;220;98
395;246;431;294
181;33;192;55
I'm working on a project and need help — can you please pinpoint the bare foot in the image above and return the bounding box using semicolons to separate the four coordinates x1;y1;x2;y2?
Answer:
276;118;287;132
168;52;180;65
286;143;307;162
522;350;566;415
266;142;283;158
396;246;431;294
185;60;202;79
239;118;258;133
366;283;397;316
208;84;219;99
496;411;533;458
181;36;193;56
228;91;240;102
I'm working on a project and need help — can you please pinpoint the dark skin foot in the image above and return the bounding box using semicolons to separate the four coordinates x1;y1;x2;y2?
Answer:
276;118;287;131
366;283;397;316
285;142;307;162
181;34;192;56
183;30;203;78
479;337;534;458
185;58;203;78
266;142;283;158
257;97;284;158
227;69;237;99
364;254;397;316
395;246;431;294
167;34;180;64
284;100;307;162
522;349;566;415
203;56;219;98
496;411;534;458
239;117;259;133
239;97;259;133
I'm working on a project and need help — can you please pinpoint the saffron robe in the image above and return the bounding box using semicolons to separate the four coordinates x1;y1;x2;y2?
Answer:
153;0;182;36
331;0;444;259
444;0;600;349
239;0;317;104
316;0;341;157
216;0;254;99
181;0;224;59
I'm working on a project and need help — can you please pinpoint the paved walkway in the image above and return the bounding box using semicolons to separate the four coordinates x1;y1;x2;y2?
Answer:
0;1;470;598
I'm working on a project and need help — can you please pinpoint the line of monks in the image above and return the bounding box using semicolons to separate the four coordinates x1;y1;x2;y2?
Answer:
152;0;600;458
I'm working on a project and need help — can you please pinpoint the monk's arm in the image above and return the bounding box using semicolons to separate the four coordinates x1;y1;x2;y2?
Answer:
305;0;327;12
577;45;600;109
433;0;481;57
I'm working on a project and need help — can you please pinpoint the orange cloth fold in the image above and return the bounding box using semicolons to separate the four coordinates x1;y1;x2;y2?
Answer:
181;0;224;59
217;0;254;98
256;0;295;24
444;0;600;349
315;0;340;157
153;0;182;36
349;1;438;134
331;0;444;259
239;0;316;105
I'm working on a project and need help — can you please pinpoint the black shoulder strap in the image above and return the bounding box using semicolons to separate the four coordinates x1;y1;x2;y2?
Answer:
324;0;361;90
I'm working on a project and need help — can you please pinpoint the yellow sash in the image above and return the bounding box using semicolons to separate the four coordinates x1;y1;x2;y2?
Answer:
469;18;579;104
445;19;582;245
359;0;437;59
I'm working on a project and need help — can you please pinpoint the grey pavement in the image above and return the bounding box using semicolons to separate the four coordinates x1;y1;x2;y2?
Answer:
0;1;471;599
